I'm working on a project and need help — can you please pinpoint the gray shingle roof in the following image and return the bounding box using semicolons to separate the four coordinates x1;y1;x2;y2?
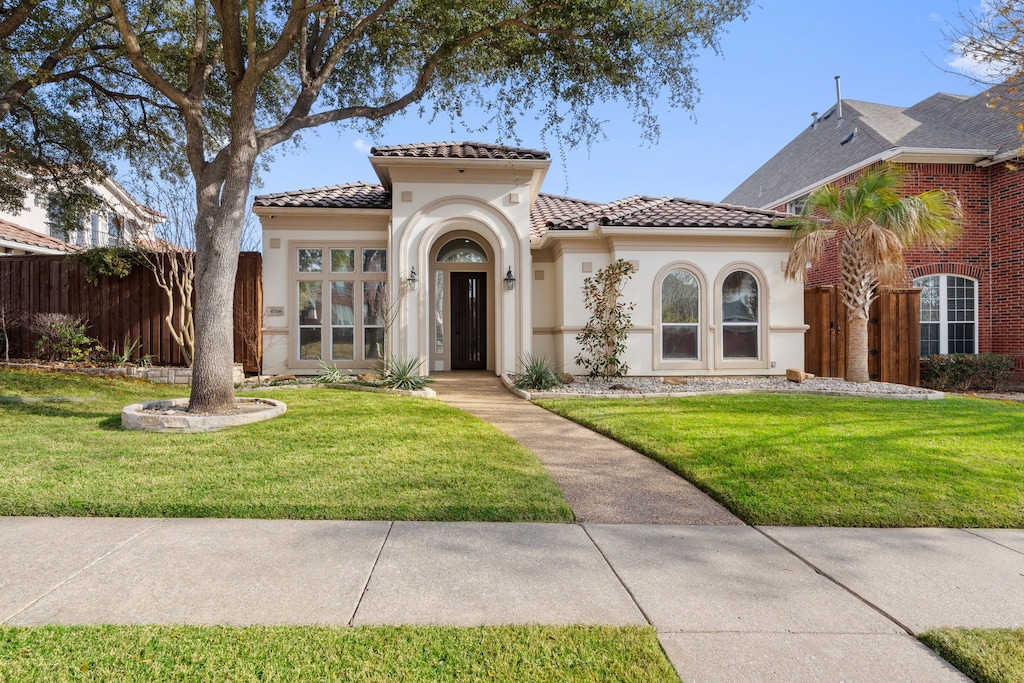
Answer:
723;86;1022;209
549;196;789;230
370;141;550;160
253;182;392;209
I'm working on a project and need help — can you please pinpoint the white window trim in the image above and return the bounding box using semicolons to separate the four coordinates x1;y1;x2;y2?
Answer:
913;274;979;356
653;262;709;371
714;263;771;370
289;240;388;370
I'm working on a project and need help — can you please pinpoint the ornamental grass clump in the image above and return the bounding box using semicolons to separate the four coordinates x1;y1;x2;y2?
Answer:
378;356;433;391
509;353;563;391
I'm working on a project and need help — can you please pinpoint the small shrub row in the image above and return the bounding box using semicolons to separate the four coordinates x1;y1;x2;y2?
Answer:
921;353;1015;391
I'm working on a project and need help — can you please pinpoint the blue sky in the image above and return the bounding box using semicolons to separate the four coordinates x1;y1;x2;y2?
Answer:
258;0;988;205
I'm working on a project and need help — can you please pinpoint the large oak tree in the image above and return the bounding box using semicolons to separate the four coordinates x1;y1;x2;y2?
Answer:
12;0;753;411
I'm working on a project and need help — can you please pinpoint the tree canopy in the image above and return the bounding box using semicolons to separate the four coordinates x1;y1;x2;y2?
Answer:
4;0;754;411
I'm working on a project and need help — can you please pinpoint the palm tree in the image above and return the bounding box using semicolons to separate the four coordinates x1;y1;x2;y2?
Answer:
778;165;962;383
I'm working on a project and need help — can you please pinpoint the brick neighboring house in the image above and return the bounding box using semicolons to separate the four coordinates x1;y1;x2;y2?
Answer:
723;86;1024;380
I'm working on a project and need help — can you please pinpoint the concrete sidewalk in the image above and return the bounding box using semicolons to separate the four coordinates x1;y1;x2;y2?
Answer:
4;517;1023;681
432;372;740;525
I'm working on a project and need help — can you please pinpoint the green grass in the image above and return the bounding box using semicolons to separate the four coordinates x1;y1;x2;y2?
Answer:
921;628;1024;683
0;368;572;522
0;625;679;682
536;394;1024;527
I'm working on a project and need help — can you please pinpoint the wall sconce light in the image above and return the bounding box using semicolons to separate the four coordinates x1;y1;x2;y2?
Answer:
504;266;516;290
407;267;418;291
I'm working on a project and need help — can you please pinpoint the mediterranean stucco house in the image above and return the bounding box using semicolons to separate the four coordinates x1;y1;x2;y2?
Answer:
255;142;805;378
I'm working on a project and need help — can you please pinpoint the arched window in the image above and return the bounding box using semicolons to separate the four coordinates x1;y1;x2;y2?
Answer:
661;269;700;360
913;274;977;356
437;238;488;263
722;270;759;358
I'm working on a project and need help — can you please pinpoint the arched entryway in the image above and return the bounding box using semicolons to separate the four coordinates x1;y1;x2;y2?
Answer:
430;233;495;371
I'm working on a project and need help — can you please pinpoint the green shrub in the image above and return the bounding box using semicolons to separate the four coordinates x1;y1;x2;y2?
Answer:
68;246;144;285
921;354;1015;391
28;313;102;362
509;353;563;391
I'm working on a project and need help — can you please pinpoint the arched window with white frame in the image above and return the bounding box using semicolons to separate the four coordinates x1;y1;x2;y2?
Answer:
661;269;701;360
913;274;977;356
721;270;759;359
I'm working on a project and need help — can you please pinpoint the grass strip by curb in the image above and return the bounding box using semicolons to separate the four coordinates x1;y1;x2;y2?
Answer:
0;625;679;683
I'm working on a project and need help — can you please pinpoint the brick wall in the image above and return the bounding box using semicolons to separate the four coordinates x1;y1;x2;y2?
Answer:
785;162;1023;381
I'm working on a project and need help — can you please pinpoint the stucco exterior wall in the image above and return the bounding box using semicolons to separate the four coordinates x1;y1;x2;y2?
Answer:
259;211;389;375
543;230;803;376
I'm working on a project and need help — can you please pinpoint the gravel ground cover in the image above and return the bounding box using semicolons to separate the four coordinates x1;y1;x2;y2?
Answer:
528;375;943;398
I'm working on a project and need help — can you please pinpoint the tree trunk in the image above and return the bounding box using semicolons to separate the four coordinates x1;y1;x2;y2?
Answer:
187;150;256;413
839;235;874;383
845;313;870;382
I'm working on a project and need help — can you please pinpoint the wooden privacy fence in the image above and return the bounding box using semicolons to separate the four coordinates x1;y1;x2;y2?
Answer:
0;252;262;371
804;285;921;386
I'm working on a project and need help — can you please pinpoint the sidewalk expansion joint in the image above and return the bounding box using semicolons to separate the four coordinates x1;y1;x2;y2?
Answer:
2;517;167;625
962;528;1024;557
753;526;920;637
348;520;394;627
580;523;653;626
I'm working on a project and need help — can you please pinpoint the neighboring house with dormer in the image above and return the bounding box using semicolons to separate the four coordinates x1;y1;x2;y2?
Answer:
255;141;805;378
723;85;1024;379
0;175;163;255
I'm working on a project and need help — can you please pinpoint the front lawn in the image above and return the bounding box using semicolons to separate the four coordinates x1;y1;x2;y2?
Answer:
0;625;679;682
920;628;1024;683
0;368;572;522
536;394;1024;527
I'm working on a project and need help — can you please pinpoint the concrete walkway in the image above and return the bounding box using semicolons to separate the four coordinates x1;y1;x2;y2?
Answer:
4;517;1024;681
432;372;740;525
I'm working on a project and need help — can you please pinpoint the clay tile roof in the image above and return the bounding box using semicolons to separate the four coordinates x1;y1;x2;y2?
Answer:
529;193;601;239
253;182;392;209
370;141;550;161
0;218;73;252
547;196;789;231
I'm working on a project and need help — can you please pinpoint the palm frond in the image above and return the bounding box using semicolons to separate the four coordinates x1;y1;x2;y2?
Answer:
878;189;963;247
862;222;906;286
784;229;830;281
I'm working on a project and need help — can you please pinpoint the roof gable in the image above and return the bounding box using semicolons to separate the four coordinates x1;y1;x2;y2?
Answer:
724;85;1024;209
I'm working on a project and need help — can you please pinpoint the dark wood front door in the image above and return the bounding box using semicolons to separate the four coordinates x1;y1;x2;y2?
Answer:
451;272;486;369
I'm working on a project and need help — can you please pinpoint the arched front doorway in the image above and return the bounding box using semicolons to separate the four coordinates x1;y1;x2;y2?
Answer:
430;234;494;371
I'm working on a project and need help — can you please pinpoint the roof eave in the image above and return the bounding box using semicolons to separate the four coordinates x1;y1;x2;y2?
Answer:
762;147;997;210
369;155;550;189
596;226;791;240
0;237;68;254
253;206;392;217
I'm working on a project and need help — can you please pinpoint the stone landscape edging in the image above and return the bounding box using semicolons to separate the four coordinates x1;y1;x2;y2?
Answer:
121;397;288;433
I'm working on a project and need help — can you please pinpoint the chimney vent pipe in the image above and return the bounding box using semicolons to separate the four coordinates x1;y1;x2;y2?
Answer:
835;76;844;123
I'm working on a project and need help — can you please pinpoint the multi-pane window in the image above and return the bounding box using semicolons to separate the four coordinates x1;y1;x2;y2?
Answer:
295;246;387;364
913;274;977;356
661;269;700;360
722;270;759;358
